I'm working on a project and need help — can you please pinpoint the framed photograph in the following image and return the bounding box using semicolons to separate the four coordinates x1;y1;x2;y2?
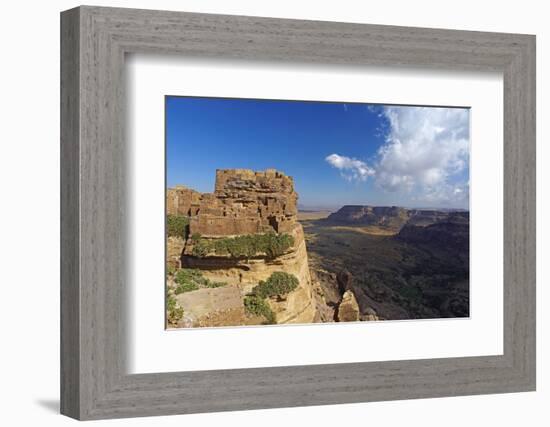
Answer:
164;97;471;329
61;6;536;420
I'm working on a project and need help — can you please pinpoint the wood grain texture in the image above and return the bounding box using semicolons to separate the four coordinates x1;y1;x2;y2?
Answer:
60;5;536;420
60;7;80;419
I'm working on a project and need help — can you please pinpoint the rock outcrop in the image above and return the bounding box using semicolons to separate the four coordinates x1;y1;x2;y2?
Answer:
167;169;317;326
326;205;410;230
326;205;468;232
335;290;360;322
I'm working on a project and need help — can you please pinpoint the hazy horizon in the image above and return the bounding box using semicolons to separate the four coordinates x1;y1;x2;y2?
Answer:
166;181;470;212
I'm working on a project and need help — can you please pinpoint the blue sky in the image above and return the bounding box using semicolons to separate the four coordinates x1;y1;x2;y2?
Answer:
166;96;470;210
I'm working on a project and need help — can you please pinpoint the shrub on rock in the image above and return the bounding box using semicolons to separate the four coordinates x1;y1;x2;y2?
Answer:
191;232;294;259
167;215;189;238
251;272;299;299
244;295;276;324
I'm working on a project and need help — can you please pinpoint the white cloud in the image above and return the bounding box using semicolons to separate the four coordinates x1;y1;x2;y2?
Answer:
416;181;470;206
325;153;375;182
326;106;470;207
375;106;469;205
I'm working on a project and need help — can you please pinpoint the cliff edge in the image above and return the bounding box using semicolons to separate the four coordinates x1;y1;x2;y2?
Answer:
166;169;317;327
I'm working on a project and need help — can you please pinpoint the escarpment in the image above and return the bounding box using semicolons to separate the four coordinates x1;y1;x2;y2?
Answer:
326;205;410;231
302;205;469;320
166;169;317;327
325;205;468;232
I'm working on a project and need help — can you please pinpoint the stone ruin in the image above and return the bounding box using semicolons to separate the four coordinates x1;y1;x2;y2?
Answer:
167;169;298;237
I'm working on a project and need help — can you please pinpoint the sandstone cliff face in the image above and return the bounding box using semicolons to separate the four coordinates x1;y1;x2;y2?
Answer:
182;223;316;324
168;169;316;326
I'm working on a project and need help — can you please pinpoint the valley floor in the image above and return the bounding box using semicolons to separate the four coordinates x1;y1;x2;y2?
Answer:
300;217;470;320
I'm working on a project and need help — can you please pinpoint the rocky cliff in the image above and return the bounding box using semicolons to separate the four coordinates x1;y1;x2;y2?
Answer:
326;205;410;230
397;212;469;252
166;169;317;327
302;205;470;320
326;205;467;232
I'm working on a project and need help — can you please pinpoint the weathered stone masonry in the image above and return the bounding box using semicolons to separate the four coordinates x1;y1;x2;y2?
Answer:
166;168;317;325
167;169;298;237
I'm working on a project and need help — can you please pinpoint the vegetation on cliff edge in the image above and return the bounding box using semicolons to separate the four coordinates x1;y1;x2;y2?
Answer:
166;294;184;325
167;215;190;238
173;268;226;294
251;271;299;299
243;295;276;324
191;232;294;259
244;272;299;324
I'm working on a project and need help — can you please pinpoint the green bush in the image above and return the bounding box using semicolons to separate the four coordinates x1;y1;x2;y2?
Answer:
261;233;295;258
244;295;276;324
203;281;225;288
175;268;206;285
167;215;189;238
173;268;226;293
191;232;294;259
174;282;199;294
191;239;210;257
242;271;298;325
166;294;184;325
251;272;299;299
166;264;176;276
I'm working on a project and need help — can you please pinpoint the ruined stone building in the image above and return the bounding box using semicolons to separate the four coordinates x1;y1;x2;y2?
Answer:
167;169;298;236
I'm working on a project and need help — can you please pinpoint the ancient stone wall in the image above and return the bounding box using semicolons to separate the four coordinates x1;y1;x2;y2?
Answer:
166;185;201;216
167;169;298;237
166;169;317;325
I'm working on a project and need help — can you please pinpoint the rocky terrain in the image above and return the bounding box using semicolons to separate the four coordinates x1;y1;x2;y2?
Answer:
302;206;469;320
166;172;469;328
166;169;360;328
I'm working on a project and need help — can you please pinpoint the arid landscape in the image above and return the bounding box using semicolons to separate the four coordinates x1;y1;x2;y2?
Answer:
165;169;469;328
164;97;470;328
302;207;469;321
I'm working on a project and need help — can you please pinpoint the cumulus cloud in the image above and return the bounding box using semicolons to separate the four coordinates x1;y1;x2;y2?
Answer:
417;181;470;206
375;106;469;205
326;106;470;207
325;153;375;182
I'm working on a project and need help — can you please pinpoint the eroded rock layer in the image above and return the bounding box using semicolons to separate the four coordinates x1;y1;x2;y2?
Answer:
326;205;469;232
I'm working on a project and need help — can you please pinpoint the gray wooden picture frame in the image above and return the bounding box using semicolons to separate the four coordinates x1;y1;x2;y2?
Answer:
60;5;536;421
